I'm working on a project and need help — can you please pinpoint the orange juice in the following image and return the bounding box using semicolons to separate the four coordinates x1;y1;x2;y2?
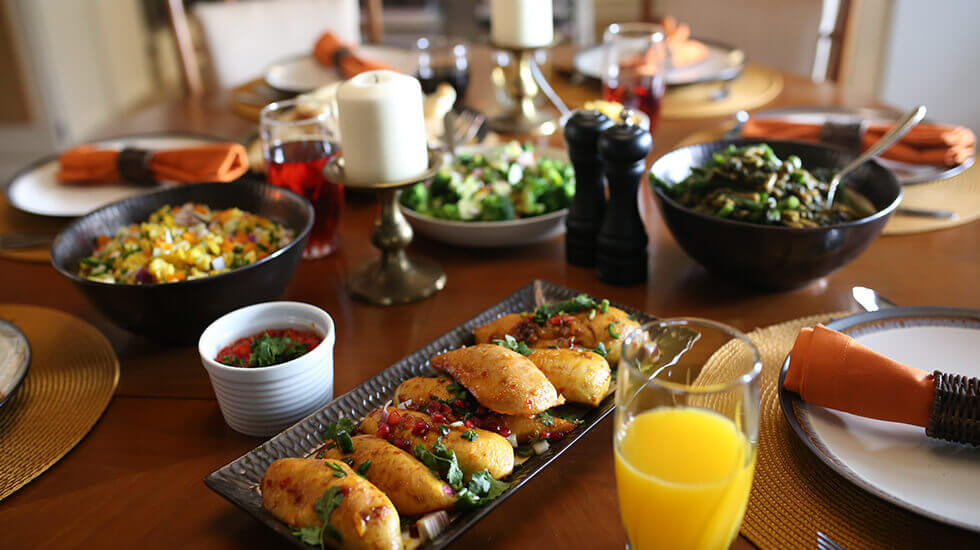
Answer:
614;407;755;550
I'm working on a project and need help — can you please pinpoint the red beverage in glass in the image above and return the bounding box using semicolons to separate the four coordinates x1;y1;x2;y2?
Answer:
603;77;663;135
266;140;344;258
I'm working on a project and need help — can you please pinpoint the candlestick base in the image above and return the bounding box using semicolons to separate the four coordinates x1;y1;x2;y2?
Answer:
324;150;446;306
489;42;559;136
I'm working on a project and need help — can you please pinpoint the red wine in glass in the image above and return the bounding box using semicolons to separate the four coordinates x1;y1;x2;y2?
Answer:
266;140;343;259
603;75;664;135
416;66;470;106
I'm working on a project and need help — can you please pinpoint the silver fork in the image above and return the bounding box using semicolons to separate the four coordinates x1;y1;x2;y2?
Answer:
452;109;486;146
816;531;848;550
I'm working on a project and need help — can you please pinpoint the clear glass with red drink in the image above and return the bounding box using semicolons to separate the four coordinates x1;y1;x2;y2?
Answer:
601;23;668;135
260;99;343;259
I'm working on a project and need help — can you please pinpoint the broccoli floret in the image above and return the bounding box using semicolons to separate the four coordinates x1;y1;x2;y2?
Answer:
399;183;429;213
429;170;458;202
540;184;572;212
434;203;461;220
479;194;517;221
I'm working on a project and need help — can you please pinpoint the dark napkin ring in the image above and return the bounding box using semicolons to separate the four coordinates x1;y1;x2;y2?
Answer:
926;370;979;446
116;147;156;185
332;47;351;68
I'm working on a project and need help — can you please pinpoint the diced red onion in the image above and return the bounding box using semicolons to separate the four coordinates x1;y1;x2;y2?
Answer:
134;266;154;284
416;511;450;541
505;434;518;448
532;440;550;455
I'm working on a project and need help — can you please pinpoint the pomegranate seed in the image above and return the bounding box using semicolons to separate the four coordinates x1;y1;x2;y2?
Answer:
426;400;440;413
386;410;401;426
548;315;561;326
376;424;391;439
453;398;467;409
393;438;412;451
497;426;512;437
539;431;551;440
549;432;564;442
411;422;430;436
431;413;446;424
476;406;489;416
468;417;481;428
439;403;451;414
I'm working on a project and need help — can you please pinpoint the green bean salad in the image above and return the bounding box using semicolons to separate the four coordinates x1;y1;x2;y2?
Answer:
400;142;574;222
653;143;865;228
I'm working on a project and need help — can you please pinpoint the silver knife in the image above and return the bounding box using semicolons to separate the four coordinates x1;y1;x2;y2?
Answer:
0;232;57;251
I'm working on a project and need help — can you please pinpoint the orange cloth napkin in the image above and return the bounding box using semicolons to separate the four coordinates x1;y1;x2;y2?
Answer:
742;118;976;166
313;32;394;78
783;325;935;427
56;143;249;184
662;16;709;68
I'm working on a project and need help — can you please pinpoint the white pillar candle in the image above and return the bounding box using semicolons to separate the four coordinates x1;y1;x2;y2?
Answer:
336;70;428;184
490;0;554;48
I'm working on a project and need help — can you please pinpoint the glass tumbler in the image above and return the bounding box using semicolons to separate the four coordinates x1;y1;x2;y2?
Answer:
614;318;762;550
601;23;669;135
260;99;343;259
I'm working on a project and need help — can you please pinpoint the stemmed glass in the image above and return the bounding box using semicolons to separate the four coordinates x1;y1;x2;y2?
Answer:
601;23;669;135
260;99;343;259
614;318;762;550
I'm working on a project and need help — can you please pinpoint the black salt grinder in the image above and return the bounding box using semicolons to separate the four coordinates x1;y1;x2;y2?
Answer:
563;109;614;266
596;121;652;286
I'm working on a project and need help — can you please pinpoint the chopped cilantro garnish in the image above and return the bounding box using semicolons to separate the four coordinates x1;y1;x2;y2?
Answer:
438;425;450;436
493;334;533;356
592;342;608;358
413;438;464;490
219;354;247;367
322;418;356;454
608;321;620;339
326;461;347;477
249;333;310;367
292;486;344;548
454;470;509;509
599;299;610;313
532;294;602;325
461;429;478;441
356;460;371;476
536;411;554;426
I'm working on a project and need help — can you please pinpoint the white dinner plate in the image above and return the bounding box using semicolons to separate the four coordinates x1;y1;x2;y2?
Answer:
573;39;745;87
746;106;975;184
5;133;225;218
263;46;416;94
0;318;30;409
400;145;568;248
779;307;980;532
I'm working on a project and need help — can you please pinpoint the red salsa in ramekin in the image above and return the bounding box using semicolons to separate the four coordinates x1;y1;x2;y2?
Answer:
216;328;322;368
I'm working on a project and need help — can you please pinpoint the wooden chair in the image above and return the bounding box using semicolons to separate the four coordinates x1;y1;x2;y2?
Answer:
640;0;853;82
167;0;384;95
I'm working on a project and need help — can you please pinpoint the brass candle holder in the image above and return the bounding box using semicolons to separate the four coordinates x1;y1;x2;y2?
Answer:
489;40;561;136
323;150;445;306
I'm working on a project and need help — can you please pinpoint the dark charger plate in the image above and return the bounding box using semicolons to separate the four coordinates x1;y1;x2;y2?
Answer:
204;280;655;549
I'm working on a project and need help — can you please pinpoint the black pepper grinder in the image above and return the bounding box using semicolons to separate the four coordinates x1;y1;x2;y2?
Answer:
596;120;652;286
563;109;614;267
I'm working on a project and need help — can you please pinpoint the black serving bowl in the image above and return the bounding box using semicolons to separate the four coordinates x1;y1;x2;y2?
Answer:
650;139;902;290
51;181;314;342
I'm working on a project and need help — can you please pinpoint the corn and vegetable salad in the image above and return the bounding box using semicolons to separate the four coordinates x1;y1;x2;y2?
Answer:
77;203;294;284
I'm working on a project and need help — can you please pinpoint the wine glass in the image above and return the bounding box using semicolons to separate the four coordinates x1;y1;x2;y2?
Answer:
601;23;668;135
614;318;761;550
414;36;470;106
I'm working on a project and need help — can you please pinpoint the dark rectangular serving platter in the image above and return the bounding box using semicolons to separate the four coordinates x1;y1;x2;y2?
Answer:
204;279;655;549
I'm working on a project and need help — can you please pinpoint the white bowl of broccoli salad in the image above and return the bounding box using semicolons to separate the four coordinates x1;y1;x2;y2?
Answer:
399;142;572;247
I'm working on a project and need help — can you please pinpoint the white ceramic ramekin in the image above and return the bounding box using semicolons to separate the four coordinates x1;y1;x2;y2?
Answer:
198;301;335;436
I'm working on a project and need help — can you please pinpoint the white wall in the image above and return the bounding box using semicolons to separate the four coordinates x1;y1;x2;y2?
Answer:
878;0;980;131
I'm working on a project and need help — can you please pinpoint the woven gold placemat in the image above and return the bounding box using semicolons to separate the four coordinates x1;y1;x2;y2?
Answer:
0;305;119;501
735;312;977;549
674;127;980;234
0;194;64;263
662;65;783;120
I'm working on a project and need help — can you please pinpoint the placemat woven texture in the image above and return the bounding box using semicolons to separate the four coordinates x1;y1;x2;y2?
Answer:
662;65;783;119
0;305;119;501
675;127;980;234
734;312;976;549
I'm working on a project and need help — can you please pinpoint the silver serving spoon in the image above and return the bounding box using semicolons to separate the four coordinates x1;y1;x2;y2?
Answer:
826;105;927;207
852;286;898;312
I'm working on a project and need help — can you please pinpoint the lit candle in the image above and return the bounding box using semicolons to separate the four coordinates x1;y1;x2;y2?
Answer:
336;70;428;184
490;0;554;48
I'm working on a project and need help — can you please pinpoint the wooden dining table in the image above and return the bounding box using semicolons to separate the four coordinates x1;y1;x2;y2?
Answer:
0;45;976;549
